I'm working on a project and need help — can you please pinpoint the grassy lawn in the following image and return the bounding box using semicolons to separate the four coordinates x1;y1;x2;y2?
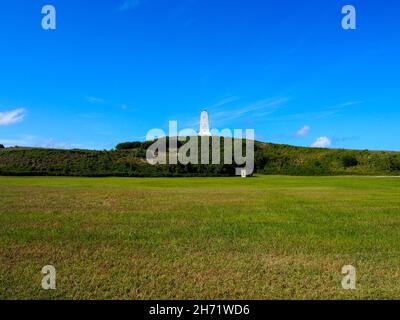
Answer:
0;175;400;300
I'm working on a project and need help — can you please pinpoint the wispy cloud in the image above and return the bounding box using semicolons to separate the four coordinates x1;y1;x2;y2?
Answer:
313;101;363;119
117;0;140;11
172;96;287;130
205;96;239;110
0;134;36;147
0;138;29;146
0;134;81;149
85;96;129;110
311;136;332;148
175;96;239;128
40;138;77;150
266;101;363;123
85;96;107;104
211;97;288;126
0;108;26;126
295;125;310;137
332;136;359;143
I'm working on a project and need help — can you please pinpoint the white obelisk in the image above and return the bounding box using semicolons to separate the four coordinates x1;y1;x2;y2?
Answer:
199;110;212;136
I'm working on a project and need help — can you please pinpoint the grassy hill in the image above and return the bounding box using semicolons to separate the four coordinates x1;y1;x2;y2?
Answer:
0;138;400;176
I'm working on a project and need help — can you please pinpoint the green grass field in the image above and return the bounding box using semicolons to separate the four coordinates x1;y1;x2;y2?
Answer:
1;175;400;300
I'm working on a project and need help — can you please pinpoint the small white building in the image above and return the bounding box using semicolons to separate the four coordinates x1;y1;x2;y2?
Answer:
199;110;212;136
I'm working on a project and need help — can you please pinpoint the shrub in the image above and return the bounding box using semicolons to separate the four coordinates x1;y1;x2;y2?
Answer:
341;156;359;168
388;155;400;171
1;139;399;177
0;144;4;149
116;142;142;150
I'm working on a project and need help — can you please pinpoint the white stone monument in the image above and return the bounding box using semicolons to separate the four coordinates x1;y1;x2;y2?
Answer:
199;110;212;136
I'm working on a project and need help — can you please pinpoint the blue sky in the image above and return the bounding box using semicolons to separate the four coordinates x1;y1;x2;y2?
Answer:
0;0;399;150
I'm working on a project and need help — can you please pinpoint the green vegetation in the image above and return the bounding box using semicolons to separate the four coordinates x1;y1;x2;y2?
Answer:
116;141;143;150
1;176;400;299
341;155;359;168
0;147;236;177
1;139;400;176
256;143;400;176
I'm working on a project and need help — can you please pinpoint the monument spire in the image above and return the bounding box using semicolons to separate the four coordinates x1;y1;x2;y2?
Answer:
199;110;212;136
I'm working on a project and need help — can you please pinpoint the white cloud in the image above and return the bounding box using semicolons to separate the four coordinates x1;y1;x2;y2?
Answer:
0;134;35;147
176;97;287;129
0;108;26;126
40;139;74;149
206;96;239;110
295;125;310;137
85;96;107;104
211;97;288;125
85;97;129;111
0;138;27;145
311;136;332;148
118;0;140;11
0;135;83;149
265;101;363;122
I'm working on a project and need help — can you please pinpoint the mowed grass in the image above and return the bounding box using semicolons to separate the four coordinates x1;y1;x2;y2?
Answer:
0;175;400;300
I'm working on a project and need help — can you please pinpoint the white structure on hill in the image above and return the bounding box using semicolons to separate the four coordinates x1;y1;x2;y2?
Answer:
199;110;212;136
